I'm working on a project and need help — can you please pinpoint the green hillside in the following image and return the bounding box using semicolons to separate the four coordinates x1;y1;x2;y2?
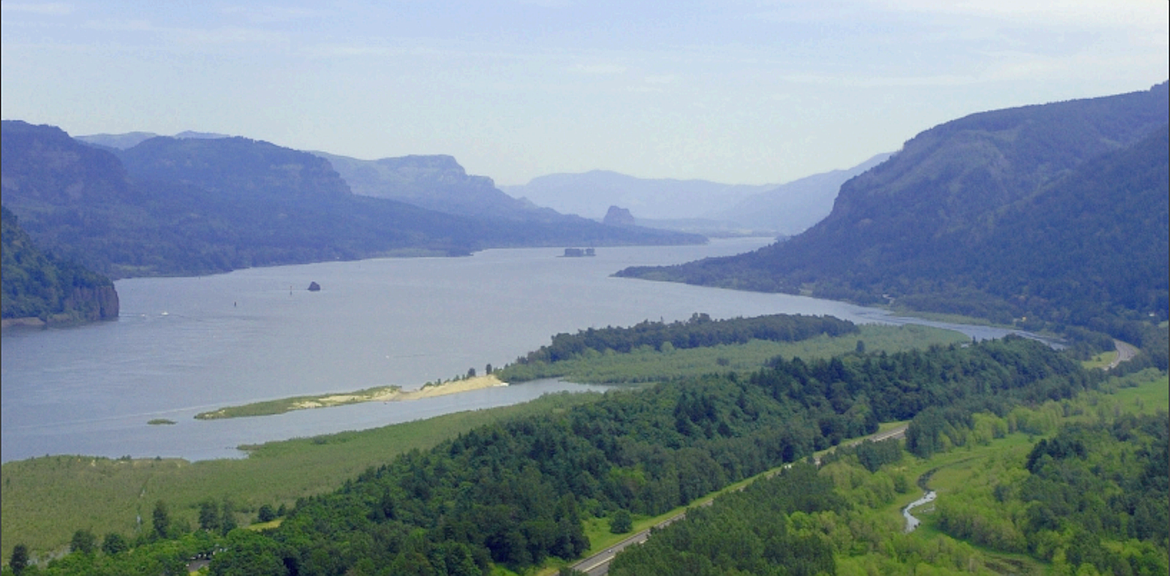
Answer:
1;206;118;325
618;83;1169;341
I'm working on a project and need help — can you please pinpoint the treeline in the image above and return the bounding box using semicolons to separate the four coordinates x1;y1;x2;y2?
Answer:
503;313;857;375
6;336;1094;575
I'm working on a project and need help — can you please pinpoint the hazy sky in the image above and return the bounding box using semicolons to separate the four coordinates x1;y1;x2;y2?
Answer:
2;1;1166;186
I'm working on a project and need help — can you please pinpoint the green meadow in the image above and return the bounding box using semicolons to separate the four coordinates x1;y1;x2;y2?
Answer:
0;393;601;560
499;323;970;384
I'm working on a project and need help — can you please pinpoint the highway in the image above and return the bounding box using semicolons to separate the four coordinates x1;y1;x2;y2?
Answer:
569;423;909;575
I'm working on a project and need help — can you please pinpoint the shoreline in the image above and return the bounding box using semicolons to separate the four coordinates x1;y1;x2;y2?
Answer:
195;375;509;420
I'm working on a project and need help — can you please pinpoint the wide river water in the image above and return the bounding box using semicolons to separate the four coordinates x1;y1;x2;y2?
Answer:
2;238;1028;463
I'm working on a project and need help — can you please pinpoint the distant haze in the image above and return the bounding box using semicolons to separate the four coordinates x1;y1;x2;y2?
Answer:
2;3;1164;186
503;172;777;221
503;153;890;235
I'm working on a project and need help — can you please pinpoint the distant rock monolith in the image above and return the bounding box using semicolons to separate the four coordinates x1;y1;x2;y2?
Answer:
603;206;635;226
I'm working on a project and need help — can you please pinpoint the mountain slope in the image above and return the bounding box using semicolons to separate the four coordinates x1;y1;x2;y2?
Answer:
715;153;892;234
3;122;702;278
116;139;702;250
618;83;1169;332
2;123;484;277
1;205;119;325
317;152;565;222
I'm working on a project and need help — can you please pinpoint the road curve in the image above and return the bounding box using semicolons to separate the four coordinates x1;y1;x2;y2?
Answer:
1107;340;1139;370
569;423;909;575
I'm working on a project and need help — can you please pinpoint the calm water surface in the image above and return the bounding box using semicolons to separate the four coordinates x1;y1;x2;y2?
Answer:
1;239;1028;462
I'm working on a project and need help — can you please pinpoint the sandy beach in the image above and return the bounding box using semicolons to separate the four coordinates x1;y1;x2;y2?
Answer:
292;375;509;410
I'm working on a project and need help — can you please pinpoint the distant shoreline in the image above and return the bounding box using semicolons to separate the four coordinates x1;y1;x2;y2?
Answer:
194;375;509;420
1;317;46;329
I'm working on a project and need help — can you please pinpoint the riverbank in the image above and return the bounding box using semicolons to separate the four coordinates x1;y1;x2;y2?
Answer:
194;375;508;420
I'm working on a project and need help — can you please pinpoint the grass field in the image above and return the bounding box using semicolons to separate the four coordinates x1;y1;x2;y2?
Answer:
1;392;602;560
504;323;970;384
1081;349;1119;370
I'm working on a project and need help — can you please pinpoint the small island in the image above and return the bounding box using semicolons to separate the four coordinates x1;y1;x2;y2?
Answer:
147;418;176;425
195;374;508;420
562;247;595;257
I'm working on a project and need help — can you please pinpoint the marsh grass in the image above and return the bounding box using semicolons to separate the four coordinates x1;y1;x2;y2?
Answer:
1;392;602;559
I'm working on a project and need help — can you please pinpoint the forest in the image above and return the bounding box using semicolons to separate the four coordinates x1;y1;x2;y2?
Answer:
2;330;1113;575
610;407;1167;576
1;206;118;322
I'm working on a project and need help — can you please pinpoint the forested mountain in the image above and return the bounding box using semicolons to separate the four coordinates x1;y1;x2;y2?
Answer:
619;83;1169;339
1;121;701;279
1;206;118;325
316;152;565;222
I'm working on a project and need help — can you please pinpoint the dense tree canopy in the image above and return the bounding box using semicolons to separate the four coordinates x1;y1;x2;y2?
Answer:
1;206;117;322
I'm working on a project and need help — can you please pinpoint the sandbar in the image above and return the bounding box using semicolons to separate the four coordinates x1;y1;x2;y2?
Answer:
195;375;509;420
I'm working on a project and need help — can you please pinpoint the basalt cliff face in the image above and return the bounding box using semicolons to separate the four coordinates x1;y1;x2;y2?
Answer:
63;285;120;322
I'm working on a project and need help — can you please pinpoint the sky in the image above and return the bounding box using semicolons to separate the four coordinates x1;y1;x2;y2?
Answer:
2;1;1167;186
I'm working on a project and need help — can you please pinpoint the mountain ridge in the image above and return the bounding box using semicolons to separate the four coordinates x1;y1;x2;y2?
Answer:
617;82;1170;337
2;121;703;279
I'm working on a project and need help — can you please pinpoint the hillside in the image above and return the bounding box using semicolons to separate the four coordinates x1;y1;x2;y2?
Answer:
619;83;1169;337
715;152;892;235
2;122;701;278
317;152;565;222
1;206;118;326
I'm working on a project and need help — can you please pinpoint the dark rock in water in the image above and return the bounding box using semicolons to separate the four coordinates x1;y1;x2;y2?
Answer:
603;206;635;226
308;282;321;292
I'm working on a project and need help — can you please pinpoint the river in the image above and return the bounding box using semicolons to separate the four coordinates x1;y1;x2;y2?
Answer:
1;238;1032;463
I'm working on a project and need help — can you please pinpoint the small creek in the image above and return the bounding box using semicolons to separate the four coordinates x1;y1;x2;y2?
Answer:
902;490;937;532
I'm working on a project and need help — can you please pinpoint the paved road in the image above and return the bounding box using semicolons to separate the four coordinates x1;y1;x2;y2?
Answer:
569;424;909;575
1107;340;1139;370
